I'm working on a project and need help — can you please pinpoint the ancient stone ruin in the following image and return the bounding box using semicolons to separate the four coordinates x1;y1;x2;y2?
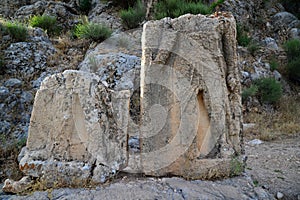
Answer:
4;13;243;191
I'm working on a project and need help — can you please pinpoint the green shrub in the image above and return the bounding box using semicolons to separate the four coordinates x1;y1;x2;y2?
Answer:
4;21;28;42
284;39;300;82
242;85;258;103
236;24;251;47
120;0;146;29
29;15;59;35
269;57;279;71
247;42;260;55
284;39;300;60
286;57;300;82
154;0;213;20
254;77;282;104
230;157;244;177
74;22;112;42
111;0;137;9
77;0;92;14
209;0;225;11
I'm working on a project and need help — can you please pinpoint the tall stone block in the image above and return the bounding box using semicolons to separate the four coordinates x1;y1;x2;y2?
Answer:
138;13;242;178
19;70;129;186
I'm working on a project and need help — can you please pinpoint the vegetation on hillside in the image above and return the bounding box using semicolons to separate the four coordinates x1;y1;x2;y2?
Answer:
1;20;28;42
284;39;300;83
74;22;112;42
120;0;146;29
29;14;60;36
154;0;224;20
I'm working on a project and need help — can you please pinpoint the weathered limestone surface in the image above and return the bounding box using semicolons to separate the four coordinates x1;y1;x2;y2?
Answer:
3;13;243;192
19;70;130;186
134;13;243;178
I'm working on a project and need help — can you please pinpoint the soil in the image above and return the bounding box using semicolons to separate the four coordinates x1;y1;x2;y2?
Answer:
245;134;300;200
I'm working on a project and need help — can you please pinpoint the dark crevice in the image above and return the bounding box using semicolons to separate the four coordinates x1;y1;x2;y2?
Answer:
90;159;97;178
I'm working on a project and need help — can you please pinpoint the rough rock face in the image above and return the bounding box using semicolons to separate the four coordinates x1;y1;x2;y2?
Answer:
134;13;242;178
19;70;130;186
9;13;242;190
14;1;78;30
0;27;56;145
2;176;33;194
0;0;39;18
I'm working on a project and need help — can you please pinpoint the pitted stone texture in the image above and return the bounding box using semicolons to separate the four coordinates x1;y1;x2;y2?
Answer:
0;0;39;18
14;1;78;30
79;29;142;92
4;41;56;78
137;13;242;178
19;70;129;186
80;52;140;91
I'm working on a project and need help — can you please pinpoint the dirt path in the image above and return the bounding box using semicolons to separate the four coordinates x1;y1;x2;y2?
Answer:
245;134;300;200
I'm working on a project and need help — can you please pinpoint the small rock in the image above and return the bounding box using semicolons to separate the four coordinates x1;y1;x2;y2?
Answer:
243;123;256;130
273;70;281;81
276;191;284;199
290;28;300;40
263;37;278;50
128;136;140;152
247;139;263;146
4;78;22;88
0;120;11;134
20;91;33;103
2;176;33;194
0;86;9;101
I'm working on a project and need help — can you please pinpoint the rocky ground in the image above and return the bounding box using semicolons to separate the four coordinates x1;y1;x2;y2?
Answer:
245;134;300;200
0;134;299;200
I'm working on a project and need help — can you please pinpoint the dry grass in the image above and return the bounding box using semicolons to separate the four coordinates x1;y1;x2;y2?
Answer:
48;34;90;71
243;95;300;141
0;139;26;183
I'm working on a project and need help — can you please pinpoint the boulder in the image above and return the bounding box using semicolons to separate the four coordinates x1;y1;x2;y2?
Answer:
133;13;243;178
19;70;130;186
0;0;39;18
2;176;33;194
14;1;78;30
271;12;300;30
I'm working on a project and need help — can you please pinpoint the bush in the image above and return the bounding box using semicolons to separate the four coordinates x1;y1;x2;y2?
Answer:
242;85;258;103
74;22;112;42
111;0;137;9
284;39;300;60
120;0;146;29
286;57;300;82
29;15;59;36
154;0;213;20
4;21;28;42
247;42;260;55
209;0;225;11
284;39;300;82
269;57;279;71
236;24;251;47
254;78;282;104
77;0;92;14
